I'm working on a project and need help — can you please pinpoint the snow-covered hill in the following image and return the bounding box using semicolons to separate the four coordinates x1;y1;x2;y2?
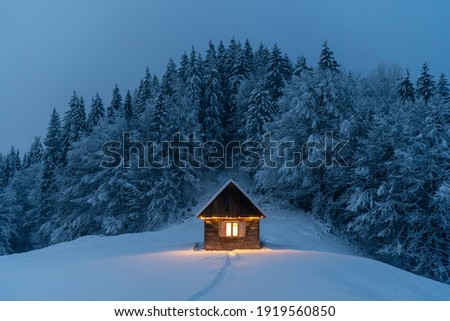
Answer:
1;179;450;300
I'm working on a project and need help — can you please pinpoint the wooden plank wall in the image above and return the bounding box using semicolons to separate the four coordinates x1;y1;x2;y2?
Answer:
204;219;261;250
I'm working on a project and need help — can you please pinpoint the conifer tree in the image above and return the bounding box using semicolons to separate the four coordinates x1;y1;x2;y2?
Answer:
39;109;64;220
151;93;170;141
243;81;274;141
146;169;178;229
202;42;225;142
294;55;313;76
182;47;202;133
45;108;62;165
1;148;17;186
282;53;294;78
161;59;178;97
222;39;245;142
63;92;87;147
416;62;436;104
318;41;340;72
26;137;44;167
178;53;189;84
233;45;251;80
225;38;243;96
266;44;291;101
39;154;56;213
123;90;134;122
437;73;450;99
243;39;254;74
151;75;160;94
134;68;154;117
399;69;415;103
216;40;228;89
60;93;75;165
225;38;241;78
254;43;270;74
14;150;21;172
69;95;87;143
0;186;17;255
107;84;122;121
87;93;105;129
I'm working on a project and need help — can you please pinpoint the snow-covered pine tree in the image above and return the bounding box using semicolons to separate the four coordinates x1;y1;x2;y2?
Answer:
146;169;178;229
178;53;189;85
293;55;313;76
255;54;353;220
159;58;180;137
225;38;241;78
202;41;225;142
283;53;294;78
424;182;450;282
318;41;340;72
7;151;42;252
343;65;406;250
254;43;270;76
364;64;403;110
0;154;3;180
87;93;105;129
152;74;160;92
1;147;18;186
123;90;134;122
243;81;274;141
39;153;57;220
216;40;228;92
45;109;63;166
345;100;405;257
8;96;87;244
69;94;87;144
13;149;21;172
391;94;450;283
399;69;415;103
416;62;436;104
243;39;254;74
437;73;450;101
161;58;178;97
151;93;170;141
107;84;122;121
60;93;76;166
266;44;292;102
0;186;18;255
134;68;155;118
222;39;246;142
179;47;202;134
26;136;43;167
233;43;251;80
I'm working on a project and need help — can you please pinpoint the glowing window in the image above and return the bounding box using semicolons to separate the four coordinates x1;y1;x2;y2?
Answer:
225;222;239;237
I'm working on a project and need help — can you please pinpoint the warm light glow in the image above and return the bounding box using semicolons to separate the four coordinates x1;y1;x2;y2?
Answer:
226;222;239;237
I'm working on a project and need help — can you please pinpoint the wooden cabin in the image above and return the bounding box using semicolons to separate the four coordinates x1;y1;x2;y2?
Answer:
197;180;265;251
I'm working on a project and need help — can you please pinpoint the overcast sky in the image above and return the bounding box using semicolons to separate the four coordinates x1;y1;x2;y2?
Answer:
1;0;449;155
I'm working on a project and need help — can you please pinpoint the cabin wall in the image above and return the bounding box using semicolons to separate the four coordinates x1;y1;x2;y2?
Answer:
204;219;261;250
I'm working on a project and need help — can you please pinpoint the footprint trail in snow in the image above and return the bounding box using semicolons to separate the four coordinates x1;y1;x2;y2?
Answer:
188;252;237;301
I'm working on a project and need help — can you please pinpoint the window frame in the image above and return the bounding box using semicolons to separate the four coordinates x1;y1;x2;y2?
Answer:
219;221;246;238
225;222;239;237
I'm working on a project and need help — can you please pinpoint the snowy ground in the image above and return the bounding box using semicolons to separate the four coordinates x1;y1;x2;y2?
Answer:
1;178;450;300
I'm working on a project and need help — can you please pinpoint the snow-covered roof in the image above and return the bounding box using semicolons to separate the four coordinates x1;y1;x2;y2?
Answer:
196;179;266;218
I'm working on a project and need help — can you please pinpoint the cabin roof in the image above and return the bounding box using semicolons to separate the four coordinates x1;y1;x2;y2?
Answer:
197;179;266;218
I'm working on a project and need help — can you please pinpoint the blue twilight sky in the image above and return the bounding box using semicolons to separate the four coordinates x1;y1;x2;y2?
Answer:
1;0;449;155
